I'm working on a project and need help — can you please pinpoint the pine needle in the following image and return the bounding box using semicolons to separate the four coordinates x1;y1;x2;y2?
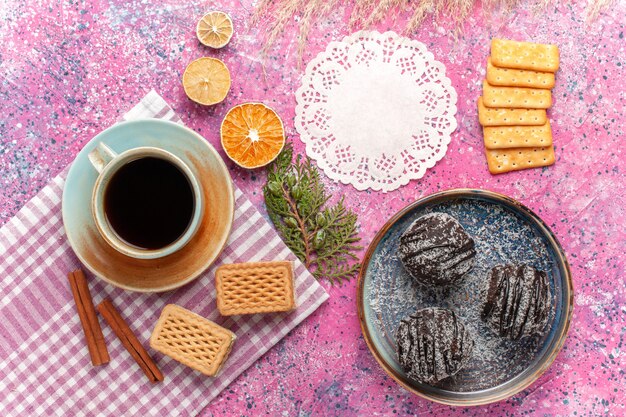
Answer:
263;142;362;285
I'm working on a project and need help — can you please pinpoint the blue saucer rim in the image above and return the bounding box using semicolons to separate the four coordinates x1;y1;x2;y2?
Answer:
61;118;235;292
356;188;574;406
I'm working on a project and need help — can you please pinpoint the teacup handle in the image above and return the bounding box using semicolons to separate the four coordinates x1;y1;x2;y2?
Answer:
88;143;117;173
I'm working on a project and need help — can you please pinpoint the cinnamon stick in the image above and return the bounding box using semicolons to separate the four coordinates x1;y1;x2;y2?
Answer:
67;269;110;366
96;298;164;383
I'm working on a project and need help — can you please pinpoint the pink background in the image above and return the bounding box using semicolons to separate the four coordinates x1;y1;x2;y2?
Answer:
1;0;624;415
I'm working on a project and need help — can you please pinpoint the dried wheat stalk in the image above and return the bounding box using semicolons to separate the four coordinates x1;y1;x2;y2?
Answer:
586;0;614;21
252;0;616;59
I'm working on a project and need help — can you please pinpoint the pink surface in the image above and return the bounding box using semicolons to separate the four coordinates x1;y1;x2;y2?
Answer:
0;0;624;416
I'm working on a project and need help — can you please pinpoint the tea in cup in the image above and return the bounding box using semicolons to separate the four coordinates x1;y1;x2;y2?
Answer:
88;143;204;259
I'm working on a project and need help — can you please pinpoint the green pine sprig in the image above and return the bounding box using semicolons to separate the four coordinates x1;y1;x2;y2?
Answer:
263;142;362;284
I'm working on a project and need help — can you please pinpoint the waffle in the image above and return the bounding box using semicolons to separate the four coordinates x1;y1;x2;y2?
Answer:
149;304;236;377
215;261;296;316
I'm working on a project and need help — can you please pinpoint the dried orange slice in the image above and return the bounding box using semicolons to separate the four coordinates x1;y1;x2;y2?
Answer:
196;11;234;49
182;57;230;106
221;103;285;169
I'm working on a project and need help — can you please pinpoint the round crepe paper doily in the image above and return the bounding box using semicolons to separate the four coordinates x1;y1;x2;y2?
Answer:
295;30;458;192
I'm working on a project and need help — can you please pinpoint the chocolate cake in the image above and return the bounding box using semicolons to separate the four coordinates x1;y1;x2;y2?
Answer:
398;213;476;286
396;307;474;385
481;264;551;340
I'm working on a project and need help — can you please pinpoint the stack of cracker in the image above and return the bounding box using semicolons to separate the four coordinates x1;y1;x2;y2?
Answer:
478;39;559;174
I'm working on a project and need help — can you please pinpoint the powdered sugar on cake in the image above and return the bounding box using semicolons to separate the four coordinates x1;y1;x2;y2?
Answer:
366;200;555;391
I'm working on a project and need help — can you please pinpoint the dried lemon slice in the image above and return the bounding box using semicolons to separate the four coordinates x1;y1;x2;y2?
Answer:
220;103;285;169
182;57;231;106
196;11;234;49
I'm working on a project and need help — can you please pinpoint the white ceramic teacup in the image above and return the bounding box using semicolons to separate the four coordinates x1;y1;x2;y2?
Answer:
88;143;204;260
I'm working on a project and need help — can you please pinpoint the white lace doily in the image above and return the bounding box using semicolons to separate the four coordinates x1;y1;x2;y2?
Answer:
295;31;458;192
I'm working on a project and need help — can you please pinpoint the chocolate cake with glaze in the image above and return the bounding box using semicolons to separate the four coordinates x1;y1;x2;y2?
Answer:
481;264;551;340
396;307;474;385
398;213;476;286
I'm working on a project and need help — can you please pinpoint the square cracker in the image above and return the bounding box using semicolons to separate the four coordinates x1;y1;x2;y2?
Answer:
485;146;555;174
484;121;553;149
215;261;296;316
482;80;552;109
477;97;547;126
150;304;236;377
486;57;555;89
491;39;559;72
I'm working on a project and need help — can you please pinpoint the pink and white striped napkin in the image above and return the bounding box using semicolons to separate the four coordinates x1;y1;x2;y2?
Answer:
0;90;329;416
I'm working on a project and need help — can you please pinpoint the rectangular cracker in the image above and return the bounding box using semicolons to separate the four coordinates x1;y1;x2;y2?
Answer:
150;304;236;377
215;261;296;316
482;80;552;109
485;146;555;174
486;57;555;89
484;121;553;149
477;97;547;126
491;39;559;72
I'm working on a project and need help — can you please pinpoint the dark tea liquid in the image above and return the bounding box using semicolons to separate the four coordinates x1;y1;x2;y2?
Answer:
104;157;195;250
